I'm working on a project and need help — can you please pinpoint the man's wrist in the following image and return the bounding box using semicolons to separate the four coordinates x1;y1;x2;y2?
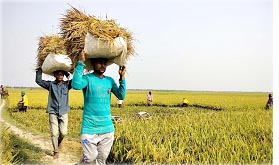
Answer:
119;77;125;81
77;60;86;67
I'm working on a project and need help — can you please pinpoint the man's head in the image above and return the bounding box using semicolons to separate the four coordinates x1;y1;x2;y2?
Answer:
269;94;272;98
53;70;69;82
90;58;108;75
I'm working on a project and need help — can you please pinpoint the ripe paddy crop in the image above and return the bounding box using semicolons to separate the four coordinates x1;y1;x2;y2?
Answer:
3;88;272;164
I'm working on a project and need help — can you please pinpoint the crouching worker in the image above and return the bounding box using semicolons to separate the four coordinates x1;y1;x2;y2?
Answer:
18;90;28;112
117;98;124;108
72;50;126;164
182;98;189;107
35;67;72;159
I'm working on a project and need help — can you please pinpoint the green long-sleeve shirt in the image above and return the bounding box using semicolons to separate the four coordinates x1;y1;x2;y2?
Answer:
72;61;126;134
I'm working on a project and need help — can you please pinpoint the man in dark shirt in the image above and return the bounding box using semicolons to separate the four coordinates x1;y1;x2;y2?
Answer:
265;94;273;110
35;68;72;159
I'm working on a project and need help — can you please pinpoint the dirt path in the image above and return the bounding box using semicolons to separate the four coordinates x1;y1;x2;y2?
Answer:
0;99;80;164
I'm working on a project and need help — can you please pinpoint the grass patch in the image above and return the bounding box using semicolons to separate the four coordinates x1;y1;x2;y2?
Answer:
1;127;45;164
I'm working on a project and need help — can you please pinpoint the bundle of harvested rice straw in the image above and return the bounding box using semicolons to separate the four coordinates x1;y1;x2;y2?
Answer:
36;35;66;69
60;7;134;68
36;6;134;73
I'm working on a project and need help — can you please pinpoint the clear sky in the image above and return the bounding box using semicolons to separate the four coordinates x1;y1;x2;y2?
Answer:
0;0;274;92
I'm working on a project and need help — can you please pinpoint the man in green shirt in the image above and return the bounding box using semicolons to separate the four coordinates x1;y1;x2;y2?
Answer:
72;50;126;164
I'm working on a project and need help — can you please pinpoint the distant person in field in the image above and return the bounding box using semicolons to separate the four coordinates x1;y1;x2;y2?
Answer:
35;67;72;159
0;85;8;99
18;90;28;112
117;98;124;108
0;85;3;99
182;98;189;107
265;93;273;110
147;91;153;106
72;50;126;164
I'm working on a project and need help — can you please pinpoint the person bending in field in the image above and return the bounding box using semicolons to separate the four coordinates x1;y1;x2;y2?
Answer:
265;93;273;110
182;98;189;107
117;98;124;108
72;50;126;164
35;68;72;159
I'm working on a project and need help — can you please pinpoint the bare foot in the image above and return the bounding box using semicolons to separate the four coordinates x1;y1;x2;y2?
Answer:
53;152;59;159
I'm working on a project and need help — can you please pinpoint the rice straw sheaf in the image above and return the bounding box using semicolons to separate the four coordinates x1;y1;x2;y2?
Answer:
36;35;66;69
60;7;135;66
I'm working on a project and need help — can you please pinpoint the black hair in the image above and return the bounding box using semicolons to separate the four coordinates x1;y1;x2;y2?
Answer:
53;70;70;77
91;58;109;64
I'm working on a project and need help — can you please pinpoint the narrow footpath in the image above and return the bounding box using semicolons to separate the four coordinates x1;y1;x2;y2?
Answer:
0;99;79;164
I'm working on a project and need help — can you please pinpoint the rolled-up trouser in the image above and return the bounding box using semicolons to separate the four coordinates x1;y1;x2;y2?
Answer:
80;132;114;165
49;113;68;153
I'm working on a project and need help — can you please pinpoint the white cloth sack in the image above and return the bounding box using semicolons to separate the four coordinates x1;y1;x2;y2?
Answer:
41;54;72;75
112;48;128;66
84;32;127;59
83;32;127;70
